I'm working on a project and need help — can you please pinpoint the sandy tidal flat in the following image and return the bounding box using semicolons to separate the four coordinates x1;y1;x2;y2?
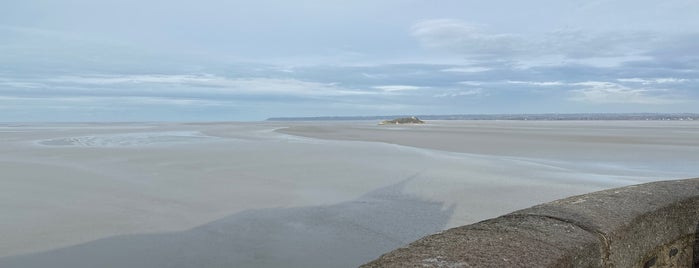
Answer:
1;121;698;267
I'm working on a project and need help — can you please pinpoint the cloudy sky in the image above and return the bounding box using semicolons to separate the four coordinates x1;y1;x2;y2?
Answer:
1;0;698;121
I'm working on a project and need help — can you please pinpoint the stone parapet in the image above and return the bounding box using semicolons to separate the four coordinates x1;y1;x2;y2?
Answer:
362;178;699;267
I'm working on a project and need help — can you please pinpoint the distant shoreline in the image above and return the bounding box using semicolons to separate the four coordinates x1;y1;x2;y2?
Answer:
267;113;699;121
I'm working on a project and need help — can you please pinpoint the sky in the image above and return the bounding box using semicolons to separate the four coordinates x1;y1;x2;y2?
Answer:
1;0;698;121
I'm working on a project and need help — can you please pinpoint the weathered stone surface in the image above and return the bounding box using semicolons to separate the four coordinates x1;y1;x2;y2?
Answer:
514;178;699;267
362;215;602;267
362;178;699;267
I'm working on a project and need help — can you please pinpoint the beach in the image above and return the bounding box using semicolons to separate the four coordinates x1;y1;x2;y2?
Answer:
1;120;698;267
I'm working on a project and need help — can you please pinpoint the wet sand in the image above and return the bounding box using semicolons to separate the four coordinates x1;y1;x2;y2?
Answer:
1;121;698;267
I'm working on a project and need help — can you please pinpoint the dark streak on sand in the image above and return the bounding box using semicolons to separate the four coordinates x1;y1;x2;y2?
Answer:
0;179;454;268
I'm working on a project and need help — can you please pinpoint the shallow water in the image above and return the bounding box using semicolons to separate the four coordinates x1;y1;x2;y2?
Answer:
36;131;217;147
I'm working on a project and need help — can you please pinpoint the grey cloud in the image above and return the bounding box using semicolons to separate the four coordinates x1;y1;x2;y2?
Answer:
411;19;524;57
410;19;697;64
570;84;681;104
541;29;659;59
646;33;699;59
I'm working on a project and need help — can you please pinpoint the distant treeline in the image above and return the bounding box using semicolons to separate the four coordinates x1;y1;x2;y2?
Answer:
267;113;699;121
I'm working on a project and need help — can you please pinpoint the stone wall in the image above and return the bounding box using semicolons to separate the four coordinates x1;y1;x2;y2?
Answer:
362;178;699;267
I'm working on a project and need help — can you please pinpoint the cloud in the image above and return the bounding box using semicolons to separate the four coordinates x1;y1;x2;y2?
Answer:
507;80;564;86
410;19;695;65
2;60;697;121
645;33;699;61
0;78;45;88
542;29;658;59
440;67;491;73
570;81;680;104
617;77;690;84
2;74;377;97
0;95;224;107
434;89;483;98
372;85;423;92
457;81;483;86
411;19;522;57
